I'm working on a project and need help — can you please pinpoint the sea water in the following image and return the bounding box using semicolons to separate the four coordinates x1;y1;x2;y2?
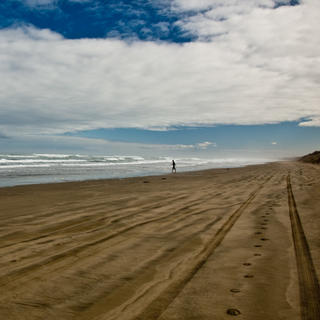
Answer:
0;153;268;187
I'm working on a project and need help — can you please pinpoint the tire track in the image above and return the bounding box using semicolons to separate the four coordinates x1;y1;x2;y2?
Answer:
0;199;209;271
287;174;320;320
61;217;223;319
0;194;189;250
0;194;225;286
126;177;271;320
0;207;224;307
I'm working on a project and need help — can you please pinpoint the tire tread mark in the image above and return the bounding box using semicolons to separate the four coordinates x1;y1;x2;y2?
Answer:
0;197;220;286
132;178;270;320
287;174;320;320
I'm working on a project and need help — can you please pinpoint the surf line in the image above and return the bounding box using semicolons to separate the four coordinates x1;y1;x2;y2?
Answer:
130;176;272;320
287;174;320;320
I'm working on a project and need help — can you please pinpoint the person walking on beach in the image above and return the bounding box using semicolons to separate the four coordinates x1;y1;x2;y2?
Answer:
172;160;176;173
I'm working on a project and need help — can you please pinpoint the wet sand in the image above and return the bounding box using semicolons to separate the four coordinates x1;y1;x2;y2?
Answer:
0;161;319;320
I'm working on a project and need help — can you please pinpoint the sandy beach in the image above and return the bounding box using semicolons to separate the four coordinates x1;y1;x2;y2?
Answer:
0;161;319;320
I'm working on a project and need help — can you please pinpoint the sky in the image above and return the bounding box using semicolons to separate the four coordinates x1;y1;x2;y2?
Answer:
0;0;319;158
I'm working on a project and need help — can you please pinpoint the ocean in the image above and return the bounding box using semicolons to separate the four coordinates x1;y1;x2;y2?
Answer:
0;153;269;187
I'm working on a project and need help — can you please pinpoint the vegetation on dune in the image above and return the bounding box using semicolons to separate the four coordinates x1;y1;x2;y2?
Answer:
299;151;320;164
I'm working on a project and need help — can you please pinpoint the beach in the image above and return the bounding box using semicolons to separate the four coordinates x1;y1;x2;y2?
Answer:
0;161;319;320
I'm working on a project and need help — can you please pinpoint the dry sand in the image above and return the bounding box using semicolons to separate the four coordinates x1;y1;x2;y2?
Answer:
0;161;319;320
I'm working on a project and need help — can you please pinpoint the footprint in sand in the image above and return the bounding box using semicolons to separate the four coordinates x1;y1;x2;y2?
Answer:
230;289;241;293
244;274;254;278
227;308;241;316
243;263;251;266
260;238;269;241
254;244;262;247
254;253;262;256
255;231;262;235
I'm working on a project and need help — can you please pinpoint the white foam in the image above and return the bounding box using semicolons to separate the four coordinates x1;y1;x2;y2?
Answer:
0;153;270;188
0;159;86;164
0;164;51;169
33;153;71;158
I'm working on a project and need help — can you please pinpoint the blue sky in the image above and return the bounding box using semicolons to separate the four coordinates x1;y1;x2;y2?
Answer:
0;0;300;41
68;122;318;148
0;0;192;41
0;0;319;158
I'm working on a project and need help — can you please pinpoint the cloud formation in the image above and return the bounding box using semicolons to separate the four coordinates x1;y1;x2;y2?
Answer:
0;132;217;157
0;131;9;139
166;141;216;149
173;0;279;12
0;0;319;139
299;118;320;127
197;141;216;149
25;0;54;6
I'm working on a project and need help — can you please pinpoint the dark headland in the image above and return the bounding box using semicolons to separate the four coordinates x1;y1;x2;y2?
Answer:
299;150;320;164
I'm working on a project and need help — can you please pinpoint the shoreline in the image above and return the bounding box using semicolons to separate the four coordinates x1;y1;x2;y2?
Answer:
0;161;272;190
0;161;319;319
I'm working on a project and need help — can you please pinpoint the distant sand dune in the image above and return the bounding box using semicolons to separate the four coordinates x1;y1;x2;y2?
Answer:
299;151;320;164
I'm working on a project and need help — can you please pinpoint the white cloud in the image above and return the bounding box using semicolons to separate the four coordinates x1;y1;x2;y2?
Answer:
170;144;195;149
0;133;213;157
171;141;216;149
143;141;216;150
197;141;216;149
299;118;320;127
0;0;320;139
172;0;275;12
0;131;9;139
24;0;56;7
172;0;219;11
271;141;277;145
22;0;89;8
